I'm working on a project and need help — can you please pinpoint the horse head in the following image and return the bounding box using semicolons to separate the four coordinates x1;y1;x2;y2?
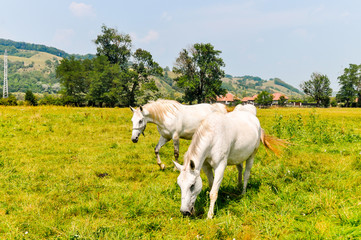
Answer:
130;106;147;143
174;160;202;216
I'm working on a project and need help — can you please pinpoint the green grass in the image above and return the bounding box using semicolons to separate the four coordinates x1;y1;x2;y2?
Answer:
0;106;360;239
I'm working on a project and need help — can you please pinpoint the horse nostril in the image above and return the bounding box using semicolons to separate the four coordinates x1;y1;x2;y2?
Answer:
132;138;138;143
181;210;192;217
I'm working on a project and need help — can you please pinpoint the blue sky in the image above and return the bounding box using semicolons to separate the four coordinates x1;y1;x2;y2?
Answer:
2;1;361;91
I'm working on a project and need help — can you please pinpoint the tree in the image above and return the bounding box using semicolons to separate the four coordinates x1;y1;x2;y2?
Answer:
255;91;273;107
106;48;163;106
300;72;332;107
173;43;226;104
86;55;120;107
94;26;162;106
25;90;37;106
56;57;91;106
337;64;361;107
94;25;132;68
278;95;287;106
336;80;355;107
56;25;162;107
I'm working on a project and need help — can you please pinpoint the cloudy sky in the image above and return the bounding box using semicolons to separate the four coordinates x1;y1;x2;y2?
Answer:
1;0;361;91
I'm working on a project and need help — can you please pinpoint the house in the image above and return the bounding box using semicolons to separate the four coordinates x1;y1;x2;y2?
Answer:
216;93;238;105
241;95;257;105
271;93;289;105
241;93;288;105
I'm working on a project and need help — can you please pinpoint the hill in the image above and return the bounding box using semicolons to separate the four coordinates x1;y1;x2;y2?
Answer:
0;38;95;60
221;75;303;99
0;39;303;99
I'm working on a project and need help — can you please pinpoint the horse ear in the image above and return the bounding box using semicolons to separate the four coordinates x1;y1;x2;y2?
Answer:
140;105;143;112
130;106;135;112
190;160;195;170
173;161;182;171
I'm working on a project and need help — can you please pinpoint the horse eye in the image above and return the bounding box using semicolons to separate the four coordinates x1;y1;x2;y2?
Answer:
190;184;195;191
139;120;143;124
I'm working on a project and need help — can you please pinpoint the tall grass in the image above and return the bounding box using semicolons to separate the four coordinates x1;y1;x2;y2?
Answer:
0;106;360;239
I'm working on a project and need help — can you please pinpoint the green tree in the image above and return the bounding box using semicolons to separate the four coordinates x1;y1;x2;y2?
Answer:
56;25;162;107
173;43;226;104
337;64;361;107
336;81;355;107
56;57;91;106
300;72;332;107
25;90;38;106
255;91;273;107
94;25;132;68
86;56;120;107
278;95;287;106
94;26;162;106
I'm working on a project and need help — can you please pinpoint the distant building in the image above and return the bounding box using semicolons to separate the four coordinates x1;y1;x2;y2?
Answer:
241;93;288;105
271;93;289;105
241;95;257;105
216;93;238;105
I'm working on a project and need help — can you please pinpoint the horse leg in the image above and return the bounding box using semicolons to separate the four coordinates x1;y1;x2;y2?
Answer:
242;156;255;195
202;161;214;188
155;136;169;170
172;135;180;162
236;163;243;187
207;161;227;219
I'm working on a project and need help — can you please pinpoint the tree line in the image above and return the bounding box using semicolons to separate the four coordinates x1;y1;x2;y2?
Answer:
298;64;361;108
1;25;361;108
55;25;226;107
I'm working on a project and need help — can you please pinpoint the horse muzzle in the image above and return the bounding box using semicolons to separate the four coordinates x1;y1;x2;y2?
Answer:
180;207;194;217
132;137;139;143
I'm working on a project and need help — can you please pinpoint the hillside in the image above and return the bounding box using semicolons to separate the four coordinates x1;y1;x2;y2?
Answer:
0;39;303;98
221;75;303;98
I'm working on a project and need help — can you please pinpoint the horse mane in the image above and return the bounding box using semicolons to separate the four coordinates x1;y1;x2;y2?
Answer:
184;118;213;167
144;99;182;122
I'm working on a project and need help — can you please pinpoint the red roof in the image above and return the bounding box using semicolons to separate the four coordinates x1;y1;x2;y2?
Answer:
241;95;257;102
242;93;288;102
217;93;235;102
272;93;288;100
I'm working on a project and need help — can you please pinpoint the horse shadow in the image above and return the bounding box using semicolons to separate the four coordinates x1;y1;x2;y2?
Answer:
192;178;262;219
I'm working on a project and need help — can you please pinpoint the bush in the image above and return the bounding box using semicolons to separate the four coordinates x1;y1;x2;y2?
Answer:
25;90;38;106
38;95;63;106
0;95;18;106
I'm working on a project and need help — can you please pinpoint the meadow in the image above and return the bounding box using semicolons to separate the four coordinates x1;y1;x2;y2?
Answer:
0;106;360;239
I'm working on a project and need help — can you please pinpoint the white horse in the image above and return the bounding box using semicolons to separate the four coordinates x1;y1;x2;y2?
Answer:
234;104;257;116
130;99;227;169
174;110;283;219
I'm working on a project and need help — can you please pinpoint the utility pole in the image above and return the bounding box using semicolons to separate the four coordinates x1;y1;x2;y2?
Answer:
3;49;8;98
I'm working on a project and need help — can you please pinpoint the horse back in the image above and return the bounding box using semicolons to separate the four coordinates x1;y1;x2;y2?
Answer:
205;111;261;165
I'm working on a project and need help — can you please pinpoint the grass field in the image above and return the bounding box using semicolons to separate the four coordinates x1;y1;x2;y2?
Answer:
0;106;360;239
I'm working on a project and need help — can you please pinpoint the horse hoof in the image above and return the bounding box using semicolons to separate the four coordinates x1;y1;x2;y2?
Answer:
160;164;166;170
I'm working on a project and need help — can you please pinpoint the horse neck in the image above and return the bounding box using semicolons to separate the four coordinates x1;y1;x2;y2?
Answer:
143;102;180;126
142;107;165;127
185;127;212;171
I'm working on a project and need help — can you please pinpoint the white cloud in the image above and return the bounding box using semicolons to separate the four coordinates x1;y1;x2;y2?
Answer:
69;2;95;17
131;30;159;44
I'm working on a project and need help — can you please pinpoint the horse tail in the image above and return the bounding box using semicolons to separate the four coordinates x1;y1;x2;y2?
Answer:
260;128;288;156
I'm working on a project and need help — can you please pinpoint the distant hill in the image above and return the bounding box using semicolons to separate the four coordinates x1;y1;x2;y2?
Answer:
0;39;303;98
221;75;303;98
0;38;95;60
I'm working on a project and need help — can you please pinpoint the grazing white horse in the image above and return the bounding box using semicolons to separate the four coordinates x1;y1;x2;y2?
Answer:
234;104;257;116
130;99;227;169
174;110;283;219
